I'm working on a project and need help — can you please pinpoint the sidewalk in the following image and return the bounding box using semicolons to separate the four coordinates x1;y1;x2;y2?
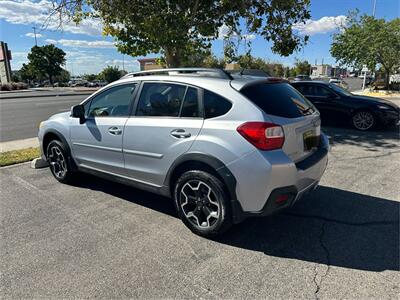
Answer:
0;137;39;152
352;89;400;97
0;87;98;100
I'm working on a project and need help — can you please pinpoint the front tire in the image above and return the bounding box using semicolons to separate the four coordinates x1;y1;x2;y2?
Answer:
352;110;375;131
46;140;73;183
174;170;232;237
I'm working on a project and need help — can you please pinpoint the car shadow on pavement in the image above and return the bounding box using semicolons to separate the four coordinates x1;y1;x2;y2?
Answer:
323;125;399;150
216;185;399;272
71;173;399;272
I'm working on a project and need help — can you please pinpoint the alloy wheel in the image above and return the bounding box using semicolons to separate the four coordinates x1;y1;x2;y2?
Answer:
47;145;67;179
353;111;374;130
179;180;220;229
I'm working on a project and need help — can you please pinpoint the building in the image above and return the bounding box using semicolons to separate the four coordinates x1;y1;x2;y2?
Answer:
0;41;12;84
331;66;348;77
310;64;332;77
137;58;162;71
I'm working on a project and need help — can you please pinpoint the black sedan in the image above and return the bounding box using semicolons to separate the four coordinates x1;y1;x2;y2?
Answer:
291;81;399;130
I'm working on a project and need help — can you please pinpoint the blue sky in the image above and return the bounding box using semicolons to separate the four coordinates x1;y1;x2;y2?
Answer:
0;0;399;75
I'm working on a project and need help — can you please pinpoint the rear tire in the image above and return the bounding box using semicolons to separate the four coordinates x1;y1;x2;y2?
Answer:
174;170;232;237
46;140;74;183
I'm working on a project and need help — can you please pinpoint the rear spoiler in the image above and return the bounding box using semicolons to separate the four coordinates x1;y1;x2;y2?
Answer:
230;77;289;91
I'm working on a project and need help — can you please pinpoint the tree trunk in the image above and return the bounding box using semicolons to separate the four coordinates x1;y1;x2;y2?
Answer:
164;48;181;68
49;74;53;85
385;69;390;91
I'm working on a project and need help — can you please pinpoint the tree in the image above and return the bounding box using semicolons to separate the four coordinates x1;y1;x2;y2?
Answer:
54;69;71;83
27;45;66;84
83;74;98;81
331;13;400;89
53;0;310;67
98;66;123;83
294;59;311;75
19;63;36;83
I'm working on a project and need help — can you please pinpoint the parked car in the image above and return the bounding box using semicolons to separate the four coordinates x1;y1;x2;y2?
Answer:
293;74;311;81
371;78;386;90
38;68;329;237
291;81;399;130
329;78;349;89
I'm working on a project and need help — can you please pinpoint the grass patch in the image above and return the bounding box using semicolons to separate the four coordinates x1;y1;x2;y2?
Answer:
0;147;40;167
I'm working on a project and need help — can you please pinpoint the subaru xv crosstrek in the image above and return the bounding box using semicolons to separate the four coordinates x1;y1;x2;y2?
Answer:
38;68;328;237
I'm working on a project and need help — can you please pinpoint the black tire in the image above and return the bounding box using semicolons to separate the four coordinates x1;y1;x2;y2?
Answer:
46;140;74;183
352;110;376;131
174;170;232;237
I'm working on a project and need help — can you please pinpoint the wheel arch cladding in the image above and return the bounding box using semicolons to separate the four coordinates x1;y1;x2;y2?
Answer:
164;153;244;224
43;129;70;155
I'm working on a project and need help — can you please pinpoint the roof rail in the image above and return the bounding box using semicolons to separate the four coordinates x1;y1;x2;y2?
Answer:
121;68;233;80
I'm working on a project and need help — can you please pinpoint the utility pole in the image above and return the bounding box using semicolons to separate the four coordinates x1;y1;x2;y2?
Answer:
32;26;38;46
372;0;377;17
122;54;125;71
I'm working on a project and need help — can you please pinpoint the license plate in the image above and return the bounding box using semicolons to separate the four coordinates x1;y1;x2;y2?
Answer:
303;129;319;151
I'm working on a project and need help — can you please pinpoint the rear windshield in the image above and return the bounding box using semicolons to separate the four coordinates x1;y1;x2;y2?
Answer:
240;82;316;118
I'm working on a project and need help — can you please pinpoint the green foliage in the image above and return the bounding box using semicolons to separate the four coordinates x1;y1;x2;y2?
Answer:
331;13;400;88
82;74;98;81
294;59;311;75
54;69;71;83
19;63;36;82
98;66;123;83
54;0;310;67
26;45;66;84
236;54;285;77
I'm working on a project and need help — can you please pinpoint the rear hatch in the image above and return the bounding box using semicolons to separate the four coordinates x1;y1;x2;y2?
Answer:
238;80;321;162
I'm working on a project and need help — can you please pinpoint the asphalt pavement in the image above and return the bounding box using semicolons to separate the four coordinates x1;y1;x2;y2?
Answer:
0;93;88;142
1;126;399;298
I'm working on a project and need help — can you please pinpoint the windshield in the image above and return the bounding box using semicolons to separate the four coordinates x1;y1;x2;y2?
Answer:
329;83;352;96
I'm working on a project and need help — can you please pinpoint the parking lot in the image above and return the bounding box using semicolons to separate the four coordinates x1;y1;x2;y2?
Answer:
1;125;399;299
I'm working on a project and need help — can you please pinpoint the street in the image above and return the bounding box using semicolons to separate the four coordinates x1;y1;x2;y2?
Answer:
1;126;399;298
0;93;87;142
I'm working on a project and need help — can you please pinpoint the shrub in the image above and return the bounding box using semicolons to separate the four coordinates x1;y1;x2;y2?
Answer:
0;82;28;91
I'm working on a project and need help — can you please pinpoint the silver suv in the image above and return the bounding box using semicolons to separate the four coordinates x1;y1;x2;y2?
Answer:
38;68;328;237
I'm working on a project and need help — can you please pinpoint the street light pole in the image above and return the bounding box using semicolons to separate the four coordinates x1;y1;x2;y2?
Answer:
32;26;38;46
372;0;377;17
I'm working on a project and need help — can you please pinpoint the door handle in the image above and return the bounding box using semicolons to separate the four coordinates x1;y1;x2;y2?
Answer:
170;129;191;138
108;126;122;135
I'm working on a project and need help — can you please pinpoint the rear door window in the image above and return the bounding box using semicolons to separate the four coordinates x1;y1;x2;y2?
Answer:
240;83;316;118
136;82;186;117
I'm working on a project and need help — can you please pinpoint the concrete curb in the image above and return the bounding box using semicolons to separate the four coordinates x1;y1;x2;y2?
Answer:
31;157;48;169
0;92;93;100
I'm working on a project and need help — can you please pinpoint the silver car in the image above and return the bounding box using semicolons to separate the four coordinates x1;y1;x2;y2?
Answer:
38;68;328;237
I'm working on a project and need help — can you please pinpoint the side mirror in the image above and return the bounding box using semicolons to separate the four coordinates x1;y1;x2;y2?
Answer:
71;104;85;124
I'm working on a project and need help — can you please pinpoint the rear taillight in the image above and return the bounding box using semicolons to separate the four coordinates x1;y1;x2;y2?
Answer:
237;122;285;151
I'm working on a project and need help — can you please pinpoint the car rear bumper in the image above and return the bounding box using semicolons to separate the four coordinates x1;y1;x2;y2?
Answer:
229;133;329;223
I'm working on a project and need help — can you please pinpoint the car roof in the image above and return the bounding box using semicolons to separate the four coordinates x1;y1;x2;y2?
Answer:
291;80;329;85
112;72;287;91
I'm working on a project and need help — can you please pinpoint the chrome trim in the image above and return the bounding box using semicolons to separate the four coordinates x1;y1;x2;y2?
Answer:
72;142;122;153
79;164;162;188
123;148;164;159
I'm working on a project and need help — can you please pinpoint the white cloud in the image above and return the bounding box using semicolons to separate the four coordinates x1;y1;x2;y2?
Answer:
293;15;347;36
45;39;58;44
218;24;256;40
45;38;115;48
0;0;103;36
25;32;43;38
